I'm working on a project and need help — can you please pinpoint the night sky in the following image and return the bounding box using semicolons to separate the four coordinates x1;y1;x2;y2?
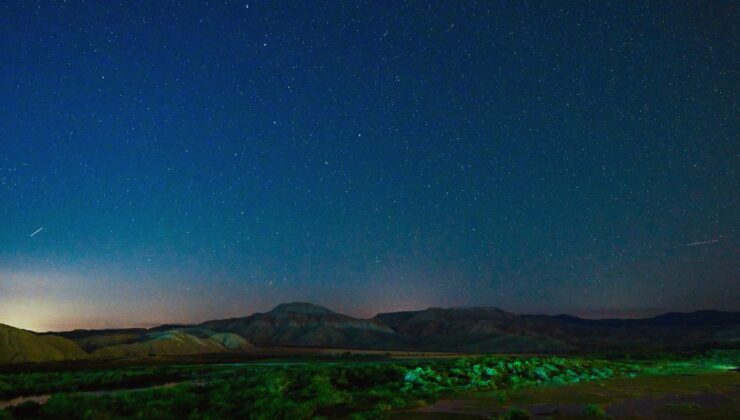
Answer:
1;1;738;332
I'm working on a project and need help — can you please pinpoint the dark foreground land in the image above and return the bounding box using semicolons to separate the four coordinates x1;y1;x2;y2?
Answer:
0;350;738;419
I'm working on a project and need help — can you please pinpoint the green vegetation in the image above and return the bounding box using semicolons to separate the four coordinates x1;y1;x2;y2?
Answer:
0;366;193;399
0;350;738;419
583;403;607;417
501;407;532;419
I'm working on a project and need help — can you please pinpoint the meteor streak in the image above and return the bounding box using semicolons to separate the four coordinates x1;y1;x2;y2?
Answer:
686;239;720;247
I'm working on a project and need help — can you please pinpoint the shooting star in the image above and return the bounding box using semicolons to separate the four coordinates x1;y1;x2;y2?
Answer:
686;239;720;247
29;227;44;237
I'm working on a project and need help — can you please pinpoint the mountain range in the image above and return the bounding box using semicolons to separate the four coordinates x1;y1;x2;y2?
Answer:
1;303;738;364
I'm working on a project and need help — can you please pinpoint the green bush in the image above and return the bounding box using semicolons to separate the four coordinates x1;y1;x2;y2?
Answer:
584;403;607;417
504;407;532;419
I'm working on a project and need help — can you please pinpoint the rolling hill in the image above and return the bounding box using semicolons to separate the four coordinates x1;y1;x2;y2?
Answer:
56;326;255;360
90;329;253;359
376;307;740;351
0;323;88;363
2;303;739;364
373;307;575;352
200;302;400;349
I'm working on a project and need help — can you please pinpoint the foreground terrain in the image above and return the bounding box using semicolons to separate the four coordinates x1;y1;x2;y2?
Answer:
0;350;737;418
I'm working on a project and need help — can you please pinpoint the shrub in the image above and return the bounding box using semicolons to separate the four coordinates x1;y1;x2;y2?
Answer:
584;403;607;417
504;407;532;419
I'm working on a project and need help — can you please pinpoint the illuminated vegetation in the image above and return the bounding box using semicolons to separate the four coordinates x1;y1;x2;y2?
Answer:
0;350;737;419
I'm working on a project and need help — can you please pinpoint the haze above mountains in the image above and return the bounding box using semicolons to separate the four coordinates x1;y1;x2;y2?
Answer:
2;302;739;364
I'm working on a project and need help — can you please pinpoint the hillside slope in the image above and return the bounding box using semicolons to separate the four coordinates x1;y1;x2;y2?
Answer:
546;311;740;349
92;330;241;358
0;323;88;363
374;307;574;352
201;302;401;349
4;305;738;364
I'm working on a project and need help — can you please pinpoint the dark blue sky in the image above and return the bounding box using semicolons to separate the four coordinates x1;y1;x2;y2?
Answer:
1;1;737;331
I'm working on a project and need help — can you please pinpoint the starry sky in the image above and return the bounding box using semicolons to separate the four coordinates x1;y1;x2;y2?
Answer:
1;1;738;332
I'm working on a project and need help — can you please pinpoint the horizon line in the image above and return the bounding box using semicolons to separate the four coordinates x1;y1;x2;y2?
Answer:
6;303;738;334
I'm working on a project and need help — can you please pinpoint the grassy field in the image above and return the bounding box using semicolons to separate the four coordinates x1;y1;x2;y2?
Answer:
0;350;737;419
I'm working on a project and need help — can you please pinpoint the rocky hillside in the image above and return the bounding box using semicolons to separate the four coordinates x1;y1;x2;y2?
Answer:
374;307;574;352
0;323;88;363
56;326;255;359
3;304;738;364
201;302;400;349
374;307;740;352
544;310;740;350
90;329;253;359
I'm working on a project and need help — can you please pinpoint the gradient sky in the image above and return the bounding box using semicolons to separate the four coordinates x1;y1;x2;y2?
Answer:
1;1;738;332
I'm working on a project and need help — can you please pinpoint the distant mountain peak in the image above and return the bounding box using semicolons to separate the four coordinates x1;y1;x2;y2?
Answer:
269;302;335;315
4;306;740;364
445;306;509;314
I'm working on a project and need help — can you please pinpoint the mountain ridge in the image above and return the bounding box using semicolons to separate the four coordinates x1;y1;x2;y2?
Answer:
32;304;740;334
2;303;739;363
